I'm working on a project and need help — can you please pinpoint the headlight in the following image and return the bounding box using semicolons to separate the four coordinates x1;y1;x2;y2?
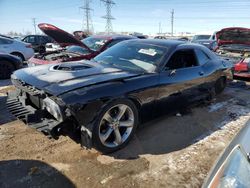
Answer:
28;61;36;67
43;97;64;122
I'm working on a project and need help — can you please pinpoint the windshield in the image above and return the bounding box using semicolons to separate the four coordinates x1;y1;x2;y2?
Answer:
193;35;211;41
66;46;90;55
94;42;167;73
82;37;108;51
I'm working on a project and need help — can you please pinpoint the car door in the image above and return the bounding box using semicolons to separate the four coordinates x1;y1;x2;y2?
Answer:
156;48;205;115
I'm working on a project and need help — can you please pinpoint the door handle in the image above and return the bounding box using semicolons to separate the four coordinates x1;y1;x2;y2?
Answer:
169;69;176;76
199;71;204;76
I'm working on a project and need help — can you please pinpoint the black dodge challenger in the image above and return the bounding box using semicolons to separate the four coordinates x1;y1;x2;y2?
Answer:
7;39;232;153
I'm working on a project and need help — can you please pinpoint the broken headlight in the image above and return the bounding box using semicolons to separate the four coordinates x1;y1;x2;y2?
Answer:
43;97;64;122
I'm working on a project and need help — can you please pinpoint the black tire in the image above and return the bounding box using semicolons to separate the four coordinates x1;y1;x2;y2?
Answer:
92;99;139;153
215;77;226;95
0;60;15;79
11;52;24;62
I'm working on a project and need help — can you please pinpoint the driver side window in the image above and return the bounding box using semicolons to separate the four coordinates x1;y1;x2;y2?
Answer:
165;49;198;70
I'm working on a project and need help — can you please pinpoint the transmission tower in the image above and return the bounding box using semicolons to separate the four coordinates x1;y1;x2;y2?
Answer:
80;0;93;34
100;0;115;34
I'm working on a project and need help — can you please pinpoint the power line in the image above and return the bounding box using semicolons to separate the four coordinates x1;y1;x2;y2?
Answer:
101;0;115;34
32;18;37;34
171;9;174;37
80;0;93;34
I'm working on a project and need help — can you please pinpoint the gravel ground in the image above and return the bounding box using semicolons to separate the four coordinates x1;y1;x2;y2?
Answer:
0;79;249;188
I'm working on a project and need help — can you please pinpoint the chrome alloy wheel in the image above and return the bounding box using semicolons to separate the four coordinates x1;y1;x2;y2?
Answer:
98;104;135;148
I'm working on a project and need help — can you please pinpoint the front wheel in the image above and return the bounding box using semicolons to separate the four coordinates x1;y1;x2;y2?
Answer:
92;99;138;153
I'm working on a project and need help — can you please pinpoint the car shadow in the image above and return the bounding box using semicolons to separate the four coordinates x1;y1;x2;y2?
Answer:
108;95;249;159
0;159;76;188
0;79;12;87
0;96;16;125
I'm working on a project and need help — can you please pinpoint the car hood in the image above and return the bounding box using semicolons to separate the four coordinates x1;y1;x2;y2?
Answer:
216;27;250;46
11;61;139;96
38;23;91;51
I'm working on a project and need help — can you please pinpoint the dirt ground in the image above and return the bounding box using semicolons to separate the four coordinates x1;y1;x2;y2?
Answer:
0;79;250;188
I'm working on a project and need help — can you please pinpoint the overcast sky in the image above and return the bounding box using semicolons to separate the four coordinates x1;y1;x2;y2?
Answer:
1;0;250;35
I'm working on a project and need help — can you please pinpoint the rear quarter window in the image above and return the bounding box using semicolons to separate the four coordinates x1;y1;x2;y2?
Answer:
0;38;13;44
195;49;210;65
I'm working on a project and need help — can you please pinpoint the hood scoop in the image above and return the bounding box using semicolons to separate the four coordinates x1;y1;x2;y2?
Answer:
51;63;92;71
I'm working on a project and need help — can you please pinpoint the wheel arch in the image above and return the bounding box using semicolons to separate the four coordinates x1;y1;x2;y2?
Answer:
10;51;25;61
0;57;17;69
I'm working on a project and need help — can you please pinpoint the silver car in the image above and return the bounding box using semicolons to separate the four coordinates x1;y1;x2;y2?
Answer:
0;36;34;61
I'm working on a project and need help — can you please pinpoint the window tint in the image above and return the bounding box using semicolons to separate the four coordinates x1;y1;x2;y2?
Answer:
195;49;210;65
94;42;167;72
23;36;36;43
0;38;13;44
166;49;198;70
40;36;47;43
66;46;90;55
105;39;125;48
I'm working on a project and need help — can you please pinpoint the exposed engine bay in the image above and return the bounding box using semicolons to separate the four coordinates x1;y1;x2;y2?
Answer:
34;50;83;62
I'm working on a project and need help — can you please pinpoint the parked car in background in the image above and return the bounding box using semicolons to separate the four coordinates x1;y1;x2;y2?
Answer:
22;34;54;53
0;35;34;61
129;32;148;39
28;23;136;66
73;31;88;40
216;27;250;79
45;43;62;52
8;39;232;153
191;34;211;42
203;120;250;188
154;36;167;39
191;34;217;51
0;53;22;79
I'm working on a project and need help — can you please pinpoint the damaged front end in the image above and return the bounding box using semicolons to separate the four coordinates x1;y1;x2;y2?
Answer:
7;77;94;149
7;85;66;138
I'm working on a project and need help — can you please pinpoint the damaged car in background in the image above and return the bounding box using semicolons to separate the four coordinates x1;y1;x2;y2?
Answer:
28;23;136;66
216;27;250;79
7;39;232;153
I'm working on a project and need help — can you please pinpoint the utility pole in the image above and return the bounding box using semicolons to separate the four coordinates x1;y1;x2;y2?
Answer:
80;0;93;34
171;9;174;37
101;0;115;34
159;22;161;35
32;18;37;34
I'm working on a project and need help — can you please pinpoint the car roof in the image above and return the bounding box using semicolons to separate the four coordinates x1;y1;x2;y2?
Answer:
90;35;137;40
126;39;186;47
0;35;14;40
24;35;49;37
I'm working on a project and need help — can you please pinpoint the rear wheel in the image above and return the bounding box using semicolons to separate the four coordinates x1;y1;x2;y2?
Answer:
0;61;15;79
92;99;138;153
215;77;226;94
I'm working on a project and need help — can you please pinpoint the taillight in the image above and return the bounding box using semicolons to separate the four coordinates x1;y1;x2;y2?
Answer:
25;44;32;48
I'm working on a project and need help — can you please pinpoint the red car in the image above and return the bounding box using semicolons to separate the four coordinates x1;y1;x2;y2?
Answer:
216;27;250;79
28;23;136;66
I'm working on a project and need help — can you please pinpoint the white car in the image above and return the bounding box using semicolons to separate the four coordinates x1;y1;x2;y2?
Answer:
0;35;34;61
45;43;62;52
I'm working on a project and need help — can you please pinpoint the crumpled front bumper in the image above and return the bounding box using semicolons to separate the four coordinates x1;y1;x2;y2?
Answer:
7;90;61;138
